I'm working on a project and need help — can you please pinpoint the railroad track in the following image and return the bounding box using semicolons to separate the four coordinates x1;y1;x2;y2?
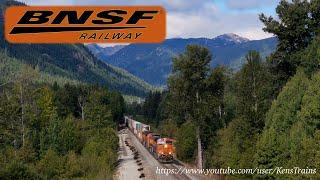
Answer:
126;129;194;180
161;162;194;180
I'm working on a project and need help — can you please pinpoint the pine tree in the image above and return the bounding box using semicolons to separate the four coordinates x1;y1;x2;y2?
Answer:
167;45;211;168
254;70;310;178
260;0;320;82
235;51;272;132
85;89;114;129
212;52;272;176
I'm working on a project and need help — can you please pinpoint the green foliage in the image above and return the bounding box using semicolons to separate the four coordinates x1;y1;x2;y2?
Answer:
0;75;121;179
254;70;320;179
80;127;118;179
260;0;314;54
85;89;115;129
284;72;320;178
260;0;320;84
264;71;310;132
235;51;273;131
135;46;228;164
213;118;256;169
141;91;163;125
298;71;320;134
159;119;178;138
0;0;153;98
208;51;273;179
175;121;197;162
37;87;58;127
163;45;230;166
36;149;64;180
63;151;83;178
40;116;80;155
59;116;81;154
297;36;320;76
109;91;125;124
167;45;211;124
0;160;38;180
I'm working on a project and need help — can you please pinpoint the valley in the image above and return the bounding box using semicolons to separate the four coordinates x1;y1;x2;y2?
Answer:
87;34;277;86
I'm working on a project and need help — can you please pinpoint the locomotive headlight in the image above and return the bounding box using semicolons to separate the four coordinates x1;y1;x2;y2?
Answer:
169;152;172;155
164;144;168;148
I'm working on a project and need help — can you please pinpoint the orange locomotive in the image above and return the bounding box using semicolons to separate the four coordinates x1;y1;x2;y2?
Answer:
155;138;175;162
124;116;175;163
146;132;160;152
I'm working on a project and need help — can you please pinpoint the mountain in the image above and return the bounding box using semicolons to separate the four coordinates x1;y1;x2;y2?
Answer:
87;34;277;86
86;44;125;58
0;1;153;97
212;33;250;44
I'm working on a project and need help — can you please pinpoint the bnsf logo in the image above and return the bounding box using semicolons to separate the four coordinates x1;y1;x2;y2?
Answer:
5;6;166;43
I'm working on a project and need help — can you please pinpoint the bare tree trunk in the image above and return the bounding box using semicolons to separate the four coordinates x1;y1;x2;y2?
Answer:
19;84;25;147
81;106;84;120
197;126;203;169
78;96;85;120
195;90;203;169
252;68;258;113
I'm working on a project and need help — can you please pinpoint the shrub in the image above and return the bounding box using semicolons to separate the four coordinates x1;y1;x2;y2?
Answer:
175;121;197;162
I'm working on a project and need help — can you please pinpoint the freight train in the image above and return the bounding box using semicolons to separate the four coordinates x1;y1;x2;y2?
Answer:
124;116;175;162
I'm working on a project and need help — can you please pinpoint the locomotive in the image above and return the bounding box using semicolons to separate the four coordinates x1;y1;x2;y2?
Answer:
125;116;175;162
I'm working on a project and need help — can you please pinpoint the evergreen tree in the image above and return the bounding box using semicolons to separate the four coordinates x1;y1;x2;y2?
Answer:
286;72;320;178
212;52;272;176
175;121;197;162
167;45;211;168
109;91;125;124
235;51;272;132
254;70;310;178
260;0;320;83
85;89;114;129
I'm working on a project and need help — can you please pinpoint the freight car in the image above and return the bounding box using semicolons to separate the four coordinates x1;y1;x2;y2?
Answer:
124;116;175;163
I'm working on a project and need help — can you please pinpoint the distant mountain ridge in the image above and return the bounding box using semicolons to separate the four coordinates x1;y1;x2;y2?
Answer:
87;34;277;86
86;44;125;60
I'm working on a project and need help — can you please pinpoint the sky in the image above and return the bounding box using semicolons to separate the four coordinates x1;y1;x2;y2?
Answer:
21;0;280;40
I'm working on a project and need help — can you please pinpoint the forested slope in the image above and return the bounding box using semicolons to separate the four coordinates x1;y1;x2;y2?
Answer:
129;1;320;179
0;0;153;97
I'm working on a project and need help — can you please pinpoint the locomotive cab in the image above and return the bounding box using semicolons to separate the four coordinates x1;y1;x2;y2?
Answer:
147;133;160;152
156;138;174;162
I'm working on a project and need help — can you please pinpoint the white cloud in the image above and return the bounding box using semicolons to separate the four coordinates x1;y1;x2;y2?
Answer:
166;6;273;40
237;28;273;40
226;0;278;10
22;0;275;40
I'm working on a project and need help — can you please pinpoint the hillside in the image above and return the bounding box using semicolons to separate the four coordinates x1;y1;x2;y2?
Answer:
0;1;153;97
88;34;277;86
86;44;125;58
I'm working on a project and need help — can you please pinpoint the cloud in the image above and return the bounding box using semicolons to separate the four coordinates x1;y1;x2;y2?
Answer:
166;2;273;40
22;0;276;40
226;0;278;10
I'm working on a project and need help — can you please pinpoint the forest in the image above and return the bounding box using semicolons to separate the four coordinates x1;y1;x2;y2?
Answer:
0;65;125;179
133;0;320;179
0;1;153;98
1;0;320;179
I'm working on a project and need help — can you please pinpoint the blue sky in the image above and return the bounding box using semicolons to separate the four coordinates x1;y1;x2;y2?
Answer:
22;0;280;40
